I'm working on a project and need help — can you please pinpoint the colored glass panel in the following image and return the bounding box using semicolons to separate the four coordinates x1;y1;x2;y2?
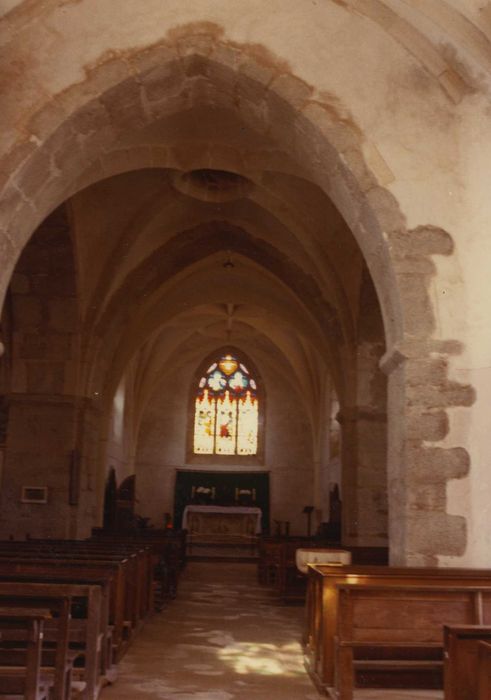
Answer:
215;390;237;455
193;354;259;456
219;354;238;376
229;370;248;393
237;392;259;455
208;370;227;393
194;390;216;454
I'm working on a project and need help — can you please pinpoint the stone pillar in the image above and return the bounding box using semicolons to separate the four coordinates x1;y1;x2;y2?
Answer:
69;396;100;539
383;347;473;566
311;371;334;528
0;394;76;539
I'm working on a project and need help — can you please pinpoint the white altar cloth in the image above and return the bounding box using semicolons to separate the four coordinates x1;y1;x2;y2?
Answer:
182;505;262;534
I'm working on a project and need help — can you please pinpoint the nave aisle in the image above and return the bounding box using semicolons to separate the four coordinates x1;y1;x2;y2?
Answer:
100;562;443;700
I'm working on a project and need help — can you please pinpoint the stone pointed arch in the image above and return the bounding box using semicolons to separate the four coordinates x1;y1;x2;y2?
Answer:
0;17;476;564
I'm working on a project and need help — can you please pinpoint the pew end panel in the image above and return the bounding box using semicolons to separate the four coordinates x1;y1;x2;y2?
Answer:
443;624;491;700
478;641;491;700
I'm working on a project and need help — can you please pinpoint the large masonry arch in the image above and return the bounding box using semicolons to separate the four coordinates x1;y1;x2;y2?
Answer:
1;2;490;566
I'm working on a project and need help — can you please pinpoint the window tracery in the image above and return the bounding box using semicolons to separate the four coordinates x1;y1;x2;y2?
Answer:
193;353;259;456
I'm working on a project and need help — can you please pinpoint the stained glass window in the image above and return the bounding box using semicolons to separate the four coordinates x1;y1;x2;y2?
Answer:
193;353;259;455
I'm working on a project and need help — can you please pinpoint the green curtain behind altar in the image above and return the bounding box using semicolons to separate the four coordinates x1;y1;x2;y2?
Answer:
173;469;270;532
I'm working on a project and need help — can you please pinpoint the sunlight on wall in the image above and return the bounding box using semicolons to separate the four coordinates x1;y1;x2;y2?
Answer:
218;641;305;677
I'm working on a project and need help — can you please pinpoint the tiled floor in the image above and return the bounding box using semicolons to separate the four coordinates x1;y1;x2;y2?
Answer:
100;562;444;700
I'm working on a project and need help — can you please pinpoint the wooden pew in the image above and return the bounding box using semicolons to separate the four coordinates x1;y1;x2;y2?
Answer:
0;539;156;698
0;582;102;700
0;539;156;653
334;583;491;700
257;536;319;598
478;641;491;699
258;538;388;602
0;569;115;684
30;540;154;621
90;530;186;604
0;554;131;656
0;586;75;700
305;564;491;692
444;625;491;700
5;541;153;624
0;607;52;700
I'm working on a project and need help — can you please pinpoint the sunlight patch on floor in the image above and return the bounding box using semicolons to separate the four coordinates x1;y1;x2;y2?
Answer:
218;641;306;677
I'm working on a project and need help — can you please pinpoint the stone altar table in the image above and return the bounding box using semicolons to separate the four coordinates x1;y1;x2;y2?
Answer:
182;505;262;536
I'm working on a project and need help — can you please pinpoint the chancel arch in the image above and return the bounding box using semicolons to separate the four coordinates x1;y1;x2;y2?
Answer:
0;2;487;571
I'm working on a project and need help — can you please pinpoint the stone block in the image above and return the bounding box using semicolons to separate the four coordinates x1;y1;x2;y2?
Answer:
12;296;43;329
301;101;360;154
407;512;467;557
14;146;54;201
25;362;66;394
47;298;78;333
128;42;176;77
407;445;470;483
406;409;448;441
177;33;216;59
100;78;148;130
406;357;448;386
389;226;454;258
19;333;72;361
364;186;406;234
340;148;376;193
407;483;446;512
270;73;313;109
407;381;475;409
141;60;183;103
9;272;29;295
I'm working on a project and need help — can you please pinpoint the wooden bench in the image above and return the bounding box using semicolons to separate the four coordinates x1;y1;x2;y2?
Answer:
478;641;491;699
0;586;80;700
443;624;491;700
27;540;155;621
90;532;184;605
259;539;388;602
0;554;132;657
0;606;53;700
257;537;319;598
0;581;103;700
305;563;491;692
5;541;154;623
333;583;491;700
0;564;116;683
0;538;157;698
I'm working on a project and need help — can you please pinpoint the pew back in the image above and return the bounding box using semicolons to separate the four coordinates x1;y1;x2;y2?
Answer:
306;564;491;689
335;584;491;700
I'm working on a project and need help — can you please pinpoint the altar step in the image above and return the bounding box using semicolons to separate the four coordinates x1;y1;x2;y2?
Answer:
187;540;259;562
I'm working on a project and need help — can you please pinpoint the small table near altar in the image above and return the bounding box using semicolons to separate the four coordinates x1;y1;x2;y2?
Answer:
182;505;262;547
295;547;352;574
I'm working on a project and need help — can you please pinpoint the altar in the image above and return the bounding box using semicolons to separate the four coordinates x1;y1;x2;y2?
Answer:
182;505;262;535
